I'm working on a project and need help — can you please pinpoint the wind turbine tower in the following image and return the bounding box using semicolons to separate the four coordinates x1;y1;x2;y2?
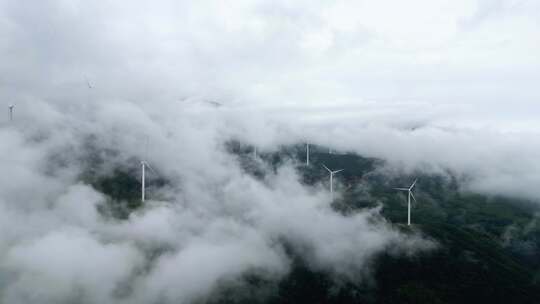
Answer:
140;160;157;202
140;136;156;202
323;164;343;199
8;105;14;122
394;179;418;226
306;143;310;166
141;160;146;202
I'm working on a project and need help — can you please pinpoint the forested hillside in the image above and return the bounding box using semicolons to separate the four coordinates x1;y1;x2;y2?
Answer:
89;143;540;304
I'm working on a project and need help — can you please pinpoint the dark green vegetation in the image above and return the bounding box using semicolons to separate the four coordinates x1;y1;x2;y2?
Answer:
94;142;540;303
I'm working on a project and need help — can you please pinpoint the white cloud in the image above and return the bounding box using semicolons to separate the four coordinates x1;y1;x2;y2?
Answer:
0;0;538;302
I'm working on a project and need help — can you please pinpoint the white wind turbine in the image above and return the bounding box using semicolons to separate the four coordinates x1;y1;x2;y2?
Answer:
394;179;418;226
85;76;93;89
323;164;343;199
140;136;157;202
306;143;310;166
140;160;157;202
8;105;14;122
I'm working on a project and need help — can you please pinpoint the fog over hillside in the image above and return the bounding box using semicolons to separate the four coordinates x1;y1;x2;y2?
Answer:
0;1;539;303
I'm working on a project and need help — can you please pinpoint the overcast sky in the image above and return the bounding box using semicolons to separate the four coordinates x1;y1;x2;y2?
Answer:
0;1;539;303
2;0;539;111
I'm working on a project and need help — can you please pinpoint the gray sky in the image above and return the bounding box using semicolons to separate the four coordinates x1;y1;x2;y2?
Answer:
2;0;539;108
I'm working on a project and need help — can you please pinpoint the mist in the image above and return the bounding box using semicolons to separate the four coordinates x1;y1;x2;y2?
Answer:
1;0;539;303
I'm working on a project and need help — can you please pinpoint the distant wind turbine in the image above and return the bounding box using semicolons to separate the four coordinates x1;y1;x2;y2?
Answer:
140;160;157;202
8;105;14;122
394;179;418;226
306;143;310;166
140;136;157;202
323;164;343;199
253;147;258;159
85;77;93;89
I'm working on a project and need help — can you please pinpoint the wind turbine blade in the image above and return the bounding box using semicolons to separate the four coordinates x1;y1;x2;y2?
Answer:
322;164;332;173
333;169;344;174
409;178;418;190
146;163;158;175
145;162;158;175
144;135;149;160
394;188;409;191
410;191;417;203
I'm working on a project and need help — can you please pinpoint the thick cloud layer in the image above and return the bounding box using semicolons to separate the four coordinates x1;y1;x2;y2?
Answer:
0;97;436;303
0;0;539;303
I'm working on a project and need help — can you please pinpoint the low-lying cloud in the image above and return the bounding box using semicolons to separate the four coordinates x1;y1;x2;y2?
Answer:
0;0;539;303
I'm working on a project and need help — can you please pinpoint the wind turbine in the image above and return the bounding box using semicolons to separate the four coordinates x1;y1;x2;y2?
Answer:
394;179;418;226
306;143;310;166
140;160;157;202
8;105;14;122
322;164;343;199
140;136;157;202
85;77;93;89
